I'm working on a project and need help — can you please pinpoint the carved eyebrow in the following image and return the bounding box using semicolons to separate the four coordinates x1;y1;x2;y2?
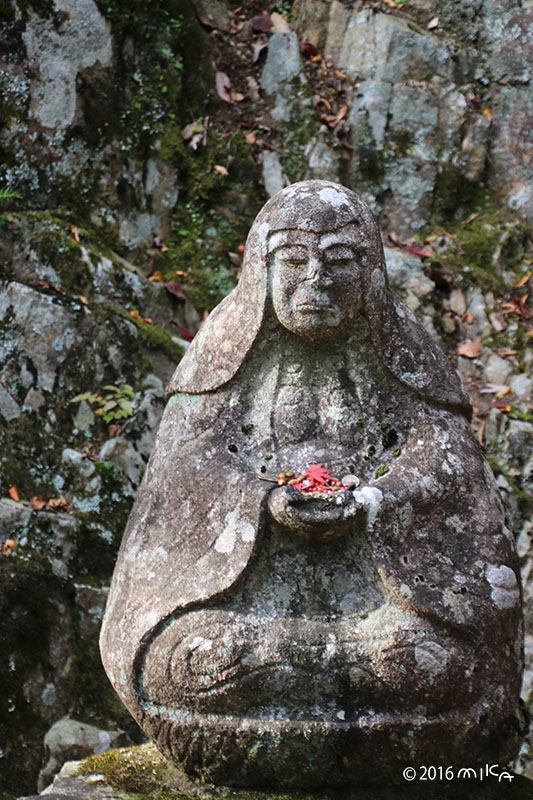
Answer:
319;230;357;249
267;232;314;253
322;246;355;262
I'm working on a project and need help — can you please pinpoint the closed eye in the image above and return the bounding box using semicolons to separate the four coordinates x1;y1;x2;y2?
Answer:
323;246;355;268
275;246;309;265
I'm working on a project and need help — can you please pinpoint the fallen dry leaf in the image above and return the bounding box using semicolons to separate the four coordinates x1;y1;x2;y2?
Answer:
1;539;18;555
493;402;512;413
334;69;349;80
481;107;494;121
300;41;319;58
216;71;233;102
175;270;188;281
70;224;80;243
479;383;512;395
515;271;532;289
30;495;73;512
489;312;507;332
170;321;195;342
457;338;483;358
331;104;348;126
31;496;48;510
497;349;520;357
407;242;434;259
310;53;328;76
251;12;272;32
8;486;20;502
228;251;242;267
181;120;204;141
128;309;153;324
165;282;186;301
148;270;165;283
427;16;439;29
315;96;332;113
462;312;475;324
190;133;204;150
215;71;245;102
151;236;168;253
244;130;257;145
252;41;268;63
214;164;229;176
78;295;89;305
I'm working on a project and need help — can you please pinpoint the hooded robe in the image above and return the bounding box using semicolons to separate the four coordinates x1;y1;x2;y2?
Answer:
100;182;522;788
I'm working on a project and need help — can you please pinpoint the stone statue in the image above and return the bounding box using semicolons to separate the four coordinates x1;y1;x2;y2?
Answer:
100;181;523;789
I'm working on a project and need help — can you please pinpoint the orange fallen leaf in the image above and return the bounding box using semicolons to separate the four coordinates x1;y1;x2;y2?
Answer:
481;107;494;120
515;271;532;288
128;309;153;324
8;486;19;502
456;338;482;358
334;69;349;80
331;104;348;126
31;496;48;510
1;539;18;555
462;312;475;324
70;225;80;243
497;349;520;356
175;270;188;281
78;295;88;305
148;270;164;283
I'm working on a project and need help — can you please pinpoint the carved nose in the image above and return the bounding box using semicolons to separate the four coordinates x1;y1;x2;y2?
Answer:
306;257;332;287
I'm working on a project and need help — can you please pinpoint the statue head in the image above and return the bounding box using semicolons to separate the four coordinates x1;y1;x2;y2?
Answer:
167;181;470;417
261;182;383;341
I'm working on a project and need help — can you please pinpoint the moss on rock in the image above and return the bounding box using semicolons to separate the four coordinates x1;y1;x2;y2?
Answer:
75;744;533;800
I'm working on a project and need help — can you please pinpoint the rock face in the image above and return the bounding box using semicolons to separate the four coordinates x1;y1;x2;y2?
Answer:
101;182;523;790
293;0;533;234
37;717;130;792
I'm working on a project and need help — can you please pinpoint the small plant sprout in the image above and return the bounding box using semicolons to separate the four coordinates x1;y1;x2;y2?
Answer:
71;383;135;423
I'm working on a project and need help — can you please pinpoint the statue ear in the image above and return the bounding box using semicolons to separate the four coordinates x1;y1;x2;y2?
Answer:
165;221;268;397
364;241;471;418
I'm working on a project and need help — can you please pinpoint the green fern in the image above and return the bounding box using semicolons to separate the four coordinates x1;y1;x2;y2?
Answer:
0;187;21;203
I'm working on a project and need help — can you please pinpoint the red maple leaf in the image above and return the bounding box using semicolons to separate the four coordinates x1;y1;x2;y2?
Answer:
305;464;335;485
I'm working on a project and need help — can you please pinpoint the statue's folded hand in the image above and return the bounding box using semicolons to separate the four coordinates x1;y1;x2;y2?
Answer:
267;485;366;539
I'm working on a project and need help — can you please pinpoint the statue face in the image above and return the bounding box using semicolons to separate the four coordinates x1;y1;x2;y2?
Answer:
269;225;362;341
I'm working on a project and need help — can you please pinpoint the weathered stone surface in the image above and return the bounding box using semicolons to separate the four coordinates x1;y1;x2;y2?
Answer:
337;10;452;83
260;32;306;122
101;182;523;790
22;0;112;131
